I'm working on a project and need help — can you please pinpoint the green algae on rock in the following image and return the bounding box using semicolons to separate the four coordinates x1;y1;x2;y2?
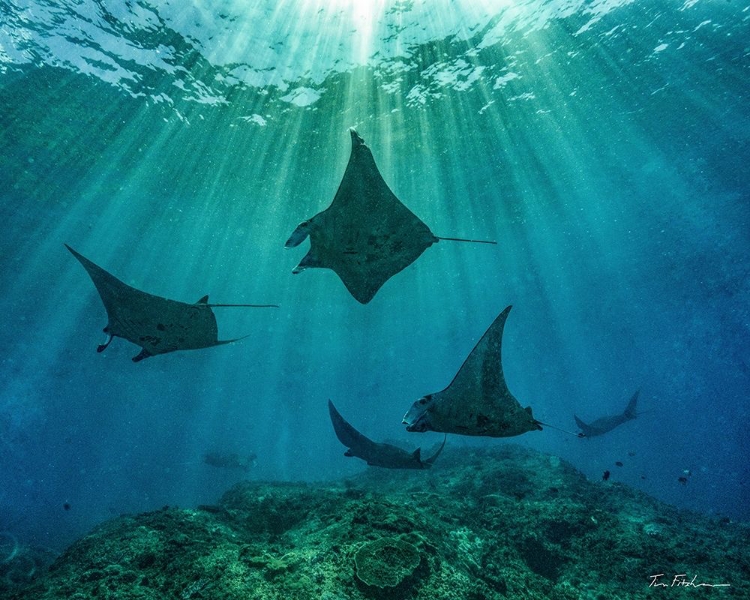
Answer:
354;537;421;588
9;445;750;600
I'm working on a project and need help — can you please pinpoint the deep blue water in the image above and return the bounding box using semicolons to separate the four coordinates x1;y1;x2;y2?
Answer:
0;0;748;550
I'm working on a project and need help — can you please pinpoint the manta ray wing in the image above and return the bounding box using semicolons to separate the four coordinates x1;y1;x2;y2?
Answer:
424;435;447;465
328;400;383;458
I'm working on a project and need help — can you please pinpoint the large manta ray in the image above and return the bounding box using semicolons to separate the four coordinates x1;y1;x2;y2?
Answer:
329;400;445;469
66;245;276;362
574;390;640;437
402;305;543;437
285;129;496;304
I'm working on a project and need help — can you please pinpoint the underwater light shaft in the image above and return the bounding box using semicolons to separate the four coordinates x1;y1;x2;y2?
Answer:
0;0;748;551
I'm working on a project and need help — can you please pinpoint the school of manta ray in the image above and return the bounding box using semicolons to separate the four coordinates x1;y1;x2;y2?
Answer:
68;129;640;468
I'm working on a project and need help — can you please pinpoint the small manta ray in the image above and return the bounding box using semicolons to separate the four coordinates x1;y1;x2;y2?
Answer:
285;129;496;304
329;400;445;469
203;451;257;473
66;245;277;362
402;305;543;437
574;390;640;438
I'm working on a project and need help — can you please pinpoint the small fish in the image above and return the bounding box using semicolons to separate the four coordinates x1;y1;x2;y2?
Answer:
615;461;624;467
678;476;688;485
602;470;611;481
627;451;636;457
63;502;71;511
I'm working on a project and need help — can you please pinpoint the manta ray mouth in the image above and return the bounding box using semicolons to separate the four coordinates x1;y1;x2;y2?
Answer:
403;415;430;433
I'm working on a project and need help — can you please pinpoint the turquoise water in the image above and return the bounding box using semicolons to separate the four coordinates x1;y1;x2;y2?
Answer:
0;0;748;549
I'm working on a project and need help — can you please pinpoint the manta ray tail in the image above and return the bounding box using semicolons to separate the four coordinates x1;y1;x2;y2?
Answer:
541;419;586;438
425;435;447;465
214;334;252;347
197;294;279;309
436;236;497;245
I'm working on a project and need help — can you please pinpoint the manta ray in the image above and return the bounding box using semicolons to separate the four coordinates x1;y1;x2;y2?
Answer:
203;451;257;472
329;400;445;469
285;129;496;304
66;245;277;362
402;305;543;438
574;390;640;437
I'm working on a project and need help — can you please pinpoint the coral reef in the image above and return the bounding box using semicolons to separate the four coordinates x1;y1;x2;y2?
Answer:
354;537;421;589
9;445;750;599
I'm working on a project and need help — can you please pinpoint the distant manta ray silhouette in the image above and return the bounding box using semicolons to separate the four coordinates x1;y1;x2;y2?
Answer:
574;390;640;437
329;400;445;469
285;129;496;304
66;245;277;362
402;305;546;438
